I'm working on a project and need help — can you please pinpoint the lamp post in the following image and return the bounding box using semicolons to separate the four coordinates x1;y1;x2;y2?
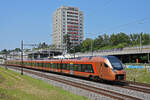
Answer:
91;39;93;56
21;40;24;75
5;52;8;70
20;41;39;75
140;34;142;52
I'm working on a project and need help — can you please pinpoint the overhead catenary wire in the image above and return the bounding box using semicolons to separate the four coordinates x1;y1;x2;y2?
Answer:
85;16;150;36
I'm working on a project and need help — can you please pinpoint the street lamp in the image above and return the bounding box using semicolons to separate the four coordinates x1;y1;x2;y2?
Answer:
21;40;24;75
5;52;8;70
20;40;38;75
139;33;142;52
91;39;93;56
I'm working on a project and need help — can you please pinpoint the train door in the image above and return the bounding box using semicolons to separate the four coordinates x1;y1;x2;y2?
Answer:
99;63;103;78
51;63;53;71
70;63;73;75
99;63;109;79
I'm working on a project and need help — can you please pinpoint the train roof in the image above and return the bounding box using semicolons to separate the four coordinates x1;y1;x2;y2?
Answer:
7;56;116;63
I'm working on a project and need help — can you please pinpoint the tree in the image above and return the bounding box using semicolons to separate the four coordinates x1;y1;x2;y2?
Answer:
80;38;92;52
38;42;49;49
94;35;104;49
63;34;71;52
0;49;8;54
142;33;150;45
129;33;139;46
14;48;21;52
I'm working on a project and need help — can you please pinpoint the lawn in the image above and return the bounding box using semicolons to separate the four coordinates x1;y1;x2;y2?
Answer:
0;67;88;100
125;68;150;84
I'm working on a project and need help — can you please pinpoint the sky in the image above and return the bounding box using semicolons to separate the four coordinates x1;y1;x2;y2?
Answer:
0;0;150;50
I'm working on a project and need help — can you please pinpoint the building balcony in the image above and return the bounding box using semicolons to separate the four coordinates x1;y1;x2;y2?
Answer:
67;28;79;31
67;25;79;27
67;32;78;34
67;11;78;15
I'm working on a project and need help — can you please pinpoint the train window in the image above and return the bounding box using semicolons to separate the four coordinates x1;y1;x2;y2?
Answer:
57;63;60;69
45;63;48;67
86;65;89;72
36;62;39;67
49;63;51;68
30;62;32;66
73;64;79;71
66;64;70;70
32;62;34;66
64;64;67;70
77;64;81;72
32;62;35;66
38;62;41;67
43;63;45;67
73;64;77;71
56;63;59;69
46;63;49;67
81;64;86;72
47;63;50;67
36;62;38;67
41;63;44;67
53;63;55;68
104;63;108;67
53;63;56;68
60;64;63;69
32;62;34;67
89;64;94;73
62;64;66;69
80;64;94;73
41;63;43;67
62;64;64;69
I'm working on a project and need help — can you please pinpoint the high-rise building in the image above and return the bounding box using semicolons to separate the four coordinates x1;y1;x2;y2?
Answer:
51;6;83;49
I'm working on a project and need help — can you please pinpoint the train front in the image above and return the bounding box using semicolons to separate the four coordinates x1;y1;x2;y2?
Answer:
104;56;126;81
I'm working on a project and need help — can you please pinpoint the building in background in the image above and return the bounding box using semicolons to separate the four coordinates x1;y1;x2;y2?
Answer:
51;6;84;49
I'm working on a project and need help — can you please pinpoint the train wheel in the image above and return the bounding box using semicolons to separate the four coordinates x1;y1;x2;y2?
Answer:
88;75;93;80
99;78;104;83
93;76;99;82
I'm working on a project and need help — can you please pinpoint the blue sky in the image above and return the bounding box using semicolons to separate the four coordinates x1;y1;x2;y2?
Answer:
0;0;150;50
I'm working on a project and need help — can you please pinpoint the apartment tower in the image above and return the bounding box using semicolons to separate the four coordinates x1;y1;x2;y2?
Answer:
51;6;83;49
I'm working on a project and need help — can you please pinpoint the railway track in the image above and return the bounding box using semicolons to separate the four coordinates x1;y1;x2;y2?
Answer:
120;83;150;94
2;65;146;100
126;80;150;88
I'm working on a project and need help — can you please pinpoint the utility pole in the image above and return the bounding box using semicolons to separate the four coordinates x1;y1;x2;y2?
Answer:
74;46;75;58
148;53;150;63
5;52;8;70
21;40;24;75
140;34;142;52
91;39;93;56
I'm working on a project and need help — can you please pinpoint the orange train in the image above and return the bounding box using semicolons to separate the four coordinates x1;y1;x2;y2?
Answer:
5;56;126;81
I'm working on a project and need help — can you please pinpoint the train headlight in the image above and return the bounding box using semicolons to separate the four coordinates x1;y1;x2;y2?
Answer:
123;70;126;74
112;69;117;74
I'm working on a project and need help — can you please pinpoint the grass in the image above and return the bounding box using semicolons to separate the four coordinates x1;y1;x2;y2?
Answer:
125;68;150;84
0;67;88;100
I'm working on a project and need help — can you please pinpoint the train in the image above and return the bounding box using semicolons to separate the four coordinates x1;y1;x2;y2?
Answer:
5;56;126;81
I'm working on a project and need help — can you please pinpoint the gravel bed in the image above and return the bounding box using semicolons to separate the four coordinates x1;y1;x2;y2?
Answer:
32;69;150;100
2;66;113;100
3;66;150;100
28;68;150;100
53;75;150;100
129;84;150;90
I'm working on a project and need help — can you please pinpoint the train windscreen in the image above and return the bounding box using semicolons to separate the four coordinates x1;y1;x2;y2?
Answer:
107;56;123;70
